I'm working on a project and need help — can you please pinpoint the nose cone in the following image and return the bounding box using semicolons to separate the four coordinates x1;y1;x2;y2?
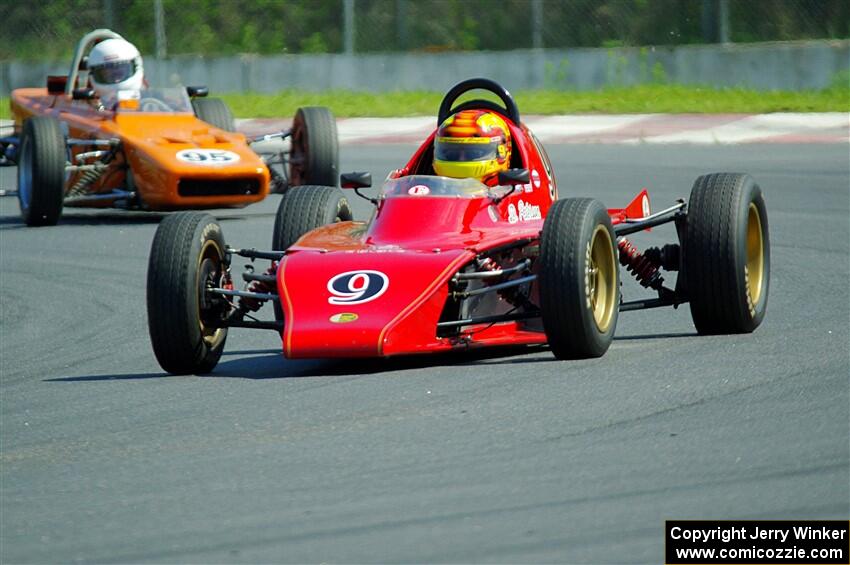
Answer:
278;247;472;358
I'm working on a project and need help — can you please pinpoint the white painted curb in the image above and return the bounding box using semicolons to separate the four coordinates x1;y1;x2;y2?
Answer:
3;114;848;144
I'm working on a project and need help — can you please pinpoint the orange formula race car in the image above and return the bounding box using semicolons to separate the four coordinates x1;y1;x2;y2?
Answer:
0;29;338;226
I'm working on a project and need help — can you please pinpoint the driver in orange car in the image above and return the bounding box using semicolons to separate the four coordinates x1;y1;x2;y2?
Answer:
86;37;144;109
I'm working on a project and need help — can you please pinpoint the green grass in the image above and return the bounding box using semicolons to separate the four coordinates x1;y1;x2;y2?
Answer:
219;84;849;117
2;84;847;120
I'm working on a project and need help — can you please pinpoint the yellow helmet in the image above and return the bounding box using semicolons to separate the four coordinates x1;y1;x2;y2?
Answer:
433;109;511;183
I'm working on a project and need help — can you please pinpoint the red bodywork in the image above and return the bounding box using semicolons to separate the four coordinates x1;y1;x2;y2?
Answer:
277;117;647;358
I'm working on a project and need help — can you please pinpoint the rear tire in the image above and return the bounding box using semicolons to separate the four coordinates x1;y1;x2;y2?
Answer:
147;212;230;375
685;173;770;334
18;116;66;226
539;198;619;359
289;106;338;187
192;97;235;132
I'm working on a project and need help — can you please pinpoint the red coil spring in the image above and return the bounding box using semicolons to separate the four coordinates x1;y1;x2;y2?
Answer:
617;238;663;289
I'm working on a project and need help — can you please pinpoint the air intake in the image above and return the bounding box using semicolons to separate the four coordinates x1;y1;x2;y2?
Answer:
178;178;261;197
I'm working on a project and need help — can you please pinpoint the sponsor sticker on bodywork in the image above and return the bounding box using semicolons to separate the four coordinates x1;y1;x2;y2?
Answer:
507;199;543;224
329;313;359;323
408;184;431;196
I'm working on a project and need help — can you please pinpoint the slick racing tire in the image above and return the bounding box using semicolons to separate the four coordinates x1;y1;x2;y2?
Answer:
147;212;230;375
192;97;236;132
289;106;339;187
539;198;619;359
271;185;353;321
272;185;353;251
18;116;66;226
685;173;770;334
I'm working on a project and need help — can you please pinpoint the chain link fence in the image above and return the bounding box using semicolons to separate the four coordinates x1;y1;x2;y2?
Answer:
2;0;849;60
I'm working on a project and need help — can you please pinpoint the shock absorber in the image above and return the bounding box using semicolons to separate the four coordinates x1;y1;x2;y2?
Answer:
239;262;278;312
67;163;108;197
617;237;664;290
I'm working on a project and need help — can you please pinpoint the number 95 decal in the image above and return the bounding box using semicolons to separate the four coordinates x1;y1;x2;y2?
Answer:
176;149;240;165
327;270;389;305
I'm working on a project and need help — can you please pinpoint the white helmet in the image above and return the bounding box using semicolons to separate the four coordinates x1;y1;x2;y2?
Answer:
88;38;144;99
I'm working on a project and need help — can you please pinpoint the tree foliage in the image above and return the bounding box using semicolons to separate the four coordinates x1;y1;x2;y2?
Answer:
2;0;847;60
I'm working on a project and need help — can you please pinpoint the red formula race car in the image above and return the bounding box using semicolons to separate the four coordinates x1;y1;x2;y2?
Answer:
145;78;770;375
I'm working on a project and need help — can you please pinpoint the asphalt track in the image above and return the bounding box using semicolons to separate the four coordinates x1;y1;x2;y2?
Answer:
1;143;848;563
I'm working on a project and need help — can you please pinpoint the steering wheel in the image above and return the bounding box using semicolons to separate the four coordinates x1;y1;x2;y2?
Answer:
437;78;520;126
139;97;173;112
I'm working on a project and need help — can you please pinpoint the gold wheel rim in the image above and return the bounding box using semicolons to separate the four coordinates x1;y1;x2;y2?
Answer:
588;224;617;332
198;239;226;347
746;202;764;308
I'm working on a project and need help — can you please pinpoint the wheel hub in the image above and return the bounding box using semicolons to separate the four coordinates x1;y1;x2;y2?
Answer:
17;136;32;209
197;241;227;347
745;202;764;311
587;224;616;332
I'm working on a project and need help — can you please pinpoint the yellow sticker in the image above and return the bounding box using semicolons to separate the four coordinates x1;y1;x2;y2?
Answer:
329;313;359;324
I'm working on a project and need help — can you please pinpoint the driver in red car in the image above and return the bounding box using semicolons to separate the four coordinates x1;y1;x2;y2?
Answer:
433;109;512;186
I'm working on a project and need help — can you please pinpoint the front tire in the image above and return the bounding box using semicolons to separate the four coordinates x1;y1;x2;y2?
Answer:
685;173;770;334
18;116;66;226
147;212;230;375
272;185;353;251
539;198;619;359
289;106;338;187
271;185;353;321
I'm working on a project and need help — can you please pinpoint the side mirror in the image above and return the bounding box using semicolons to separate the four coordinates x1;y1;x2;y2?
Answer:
72;88;96;101
46;75;67;94
340;171;372;189
186;86;209;98
498;168;529;186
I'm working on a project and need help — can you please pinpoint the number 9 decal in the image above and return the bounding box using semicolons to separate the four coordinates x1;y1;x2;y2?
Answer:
327;270;389;305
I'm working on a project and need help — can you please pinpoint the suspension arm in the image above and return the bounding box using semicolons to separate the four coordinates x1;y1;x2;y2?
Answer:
437;310;540;329
67;138;120;148
64;189;136;205
242;272;276;284
220;319;283;331
250;129;292;144
452;274;537;299
227;247;285;261
619;296;686;312
454;258;532;280
614;201;686;236
207;288;279;302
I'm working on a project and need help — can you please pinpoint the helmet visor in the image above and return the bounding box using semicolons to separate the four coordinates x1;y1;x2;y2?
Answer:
435;137;500;162
91;60;137;85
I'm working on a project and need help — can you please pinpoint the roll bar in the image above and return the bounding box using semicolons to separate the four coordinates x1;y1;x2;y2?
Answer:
437;77;521;126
